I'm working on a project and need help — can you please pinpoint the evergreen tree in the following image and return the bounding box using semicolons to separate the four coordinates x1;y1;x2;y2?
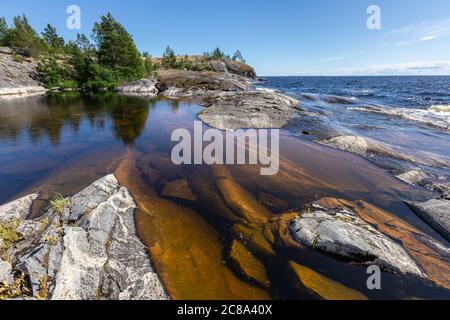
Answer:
0;17;9;46
8;14;45;56
75;33;94;53
42;24;64;50
92;13;144;80
232;50;246;63
211;47;225;60
162;46;177;68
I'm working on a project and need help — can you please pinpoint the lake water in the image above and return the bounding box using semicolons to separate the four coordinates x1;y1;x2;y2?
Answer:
1;77;449;299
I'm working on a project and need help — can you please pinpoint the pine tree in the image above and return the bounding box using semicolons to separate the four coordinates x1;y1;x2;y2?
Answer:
92;13;144;80
8;14;45;56
162;46;177;68
0;17;9;46
75;33;93;53
211;47;225;60
42;24;65;50
232;50;246;63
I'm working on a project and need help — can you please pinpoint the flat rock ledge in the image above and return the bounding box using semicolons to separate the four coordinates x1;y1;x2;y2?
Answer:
0;174;168;300
318;135;450;169
406;199;450;243
289;201;426;278
199;91;301;130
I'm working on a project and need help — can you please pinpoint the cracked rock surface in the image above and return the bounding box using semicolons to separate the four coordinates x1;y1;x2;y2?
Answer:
0;174;168;300
290;201;426;278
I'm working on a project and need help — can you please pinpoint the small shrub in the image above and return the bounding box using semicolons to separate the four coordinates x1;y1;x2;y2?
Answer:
0;273;30;300
49;193;71;215
0;220;22;260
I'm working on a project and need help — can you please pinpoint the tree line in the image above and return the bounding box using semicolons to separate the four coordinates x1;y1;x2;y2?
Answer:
0;13;247;91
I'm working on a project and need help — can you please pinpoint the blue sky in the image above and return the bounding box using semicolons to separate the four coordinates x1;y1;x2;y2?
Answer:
1;0;450;76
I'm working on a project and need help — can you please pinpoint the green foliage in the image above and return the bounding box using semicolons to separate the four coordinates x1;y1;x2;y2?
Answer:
83;62;124;92
162;46;177;68
144;57;158;77
0;17;9;46
49;193;71;215
0;219;22;261
37;56;77;90
8;14;46;57
93;13;145;80
211;47;226;60
42;24;64;51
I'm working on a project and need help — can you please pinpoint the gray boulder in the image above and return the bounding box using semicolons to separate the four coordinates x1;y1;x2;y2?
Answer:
199;91;301;130
406;199;450;243
117;78;159;97
290;202;425;278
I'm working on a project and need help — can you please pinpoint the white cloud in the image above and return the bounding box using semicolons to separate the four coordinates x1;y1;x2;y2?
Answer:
381;18;450;47
331;60;450;76
420;35;437;41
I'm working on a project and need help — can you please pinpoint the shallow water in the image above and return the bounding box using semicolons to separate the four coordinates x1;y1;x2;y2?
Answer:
0;92;449;299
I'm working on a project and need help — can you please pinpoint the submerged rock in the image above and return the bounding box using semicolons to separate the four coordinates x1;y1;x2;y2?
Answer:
199;91;301;130
288;261;367;300
229;240;269;287
406;199;450;243
0;175;168;300
290;201;425;278
161;179;197;202
396;170;430;185
117;78;159;97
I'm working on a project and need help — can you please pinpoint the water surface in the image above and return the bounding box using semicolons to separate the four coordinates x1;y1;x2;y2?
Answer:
0;91;449;299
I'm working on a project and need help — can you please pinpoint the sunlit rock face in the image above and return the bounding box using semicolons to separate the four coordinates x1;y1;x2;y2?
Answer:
0;174;168;300
155;69;251;99
0;49;47;97
199;91;301;130
117;78;159;98
290;201;426;278
290;198;450;290
407;199;450;242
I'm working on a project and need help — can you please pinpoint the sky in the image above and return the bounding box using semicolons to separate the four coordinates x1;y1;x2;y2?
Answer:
1;0;450;76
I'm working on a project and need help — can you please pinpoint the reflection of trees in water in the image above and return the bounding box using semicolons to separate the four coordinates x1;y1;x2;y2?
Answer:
0;93;151;146
110;102;149;145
